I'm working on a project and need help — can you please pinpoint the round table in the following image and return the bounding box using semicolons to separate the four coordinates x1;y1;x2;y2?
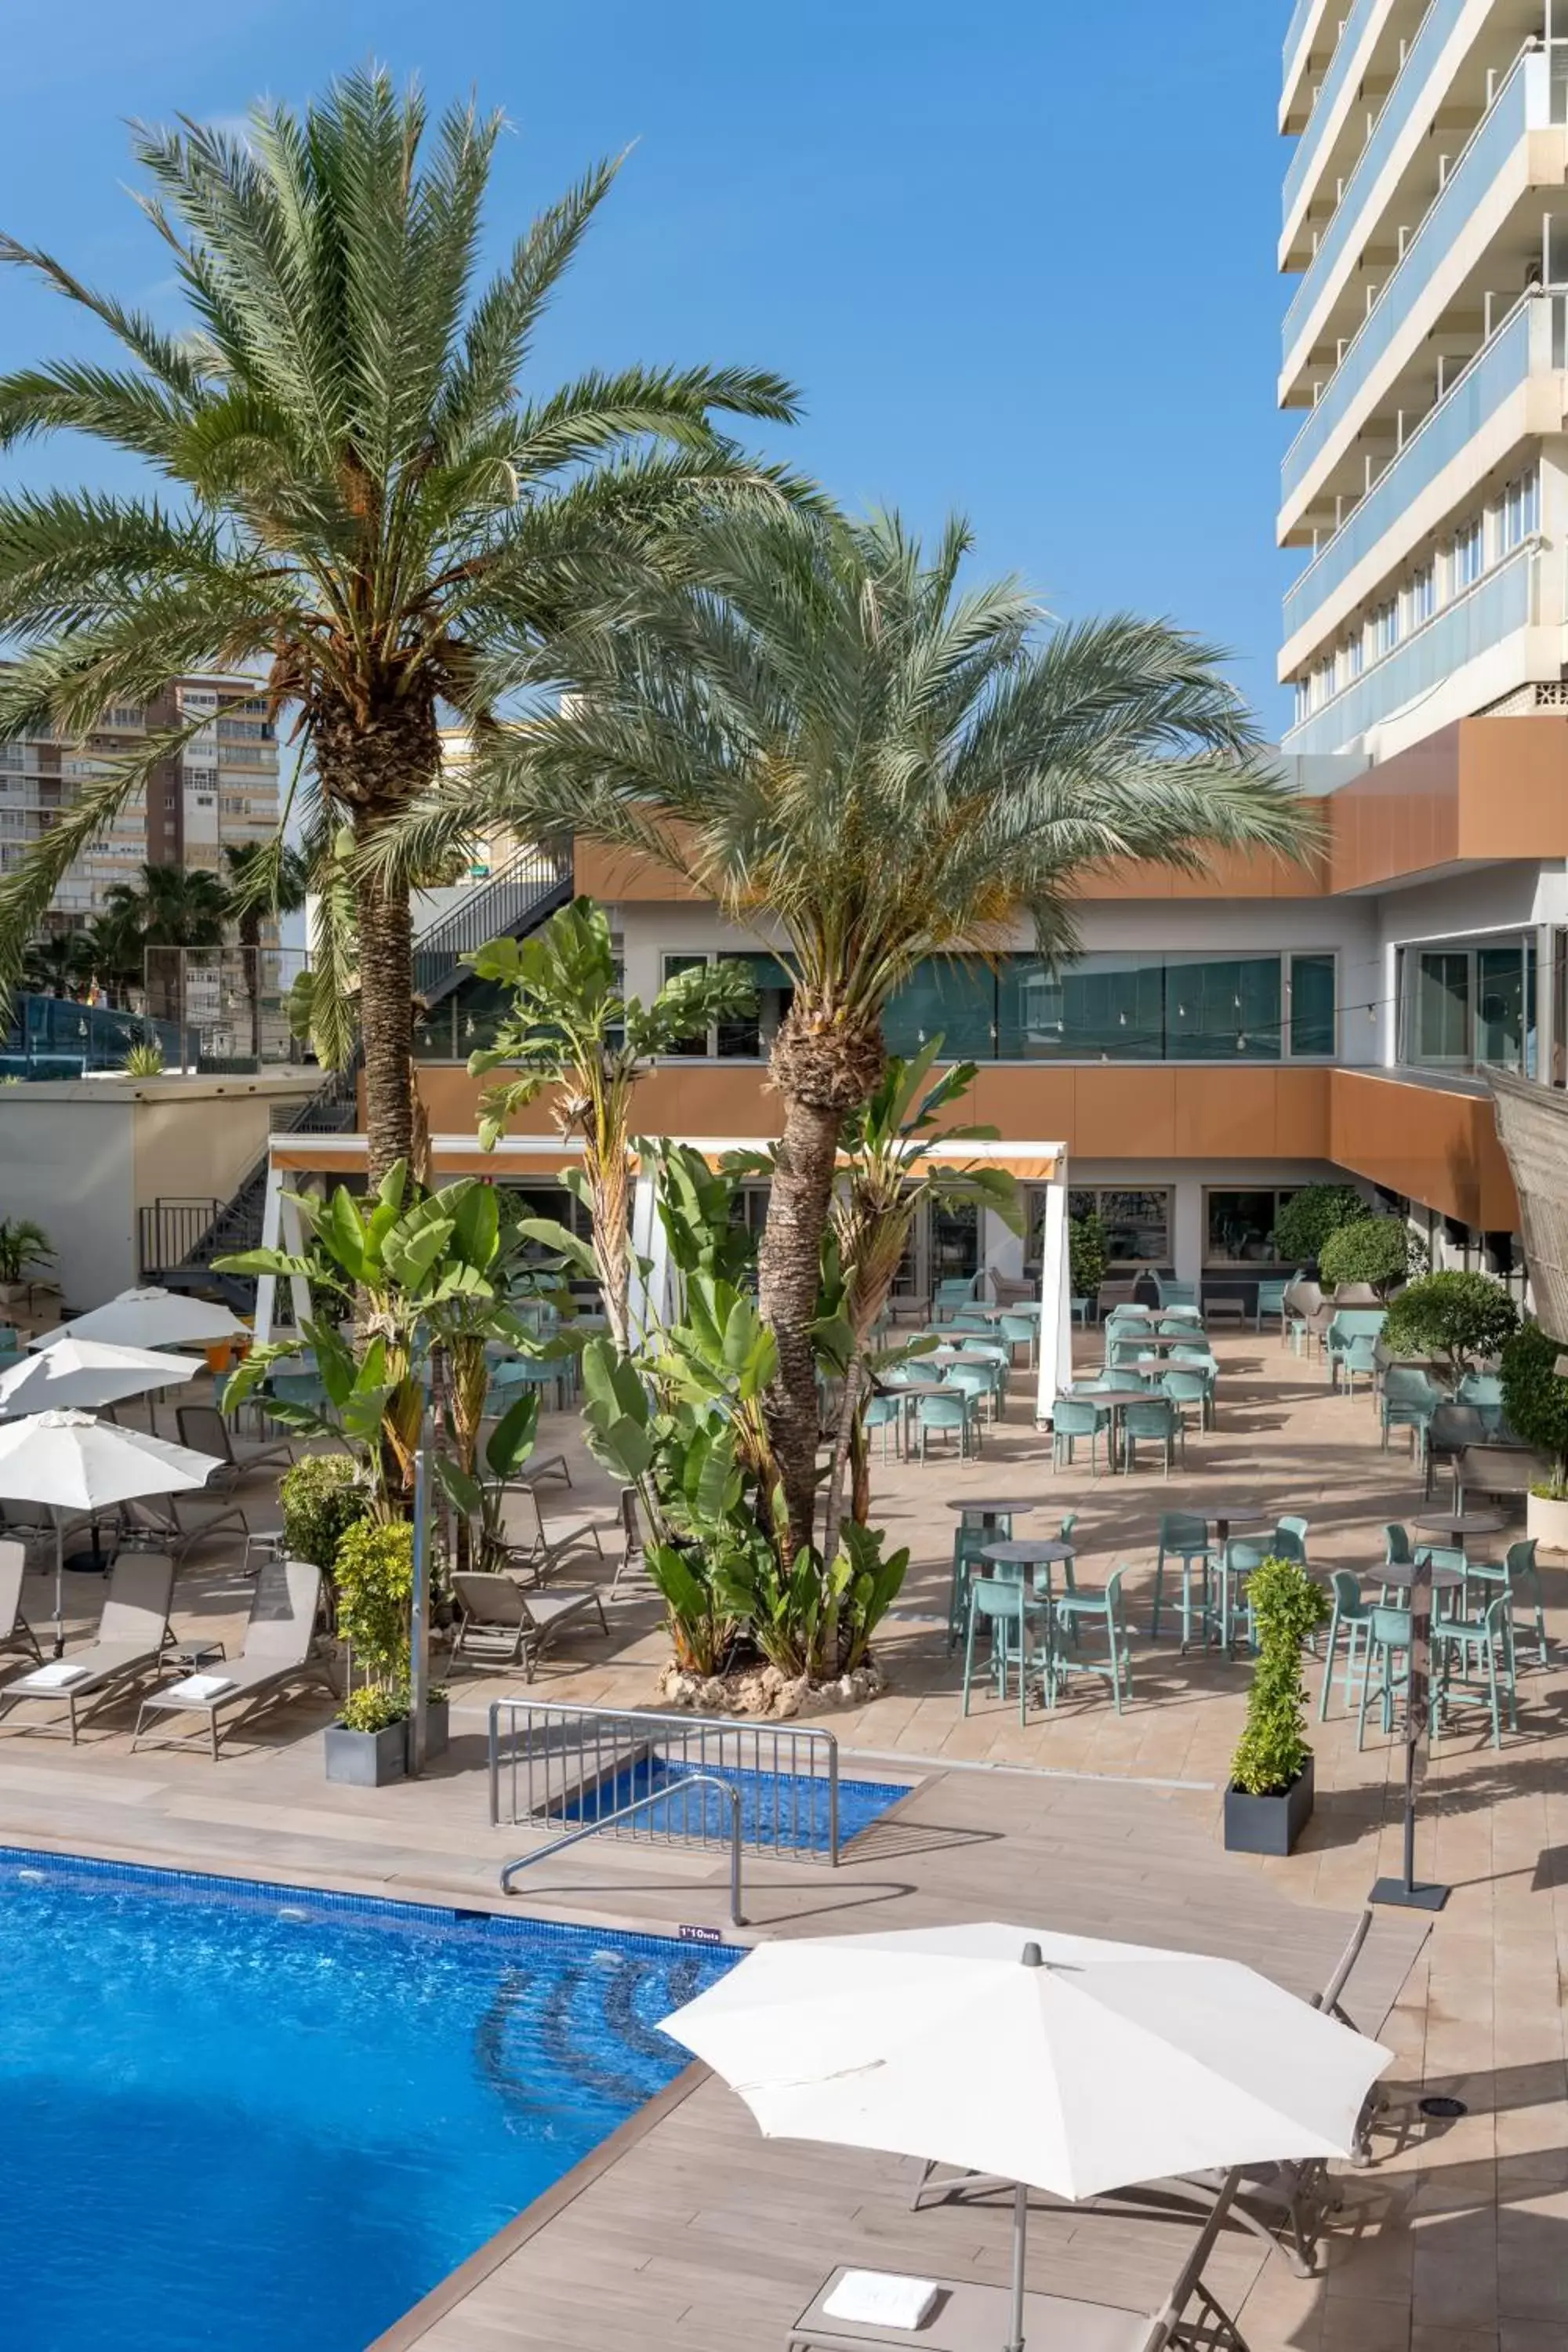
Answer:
1081;1386;1167;1475
1201;1504;1272;1546
1414;1510;1505;1544
981;1538;1077;1705
947;1497;1041;1531
1118;1332;1210;1355
1377;1559;1465;1593
975;1302;1042;1321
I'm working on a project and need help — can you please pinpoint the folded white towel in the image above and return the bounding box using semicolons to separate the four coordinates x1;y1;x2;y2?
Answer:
822;2273;939;2330
21;1660;92;1690
165;1672;236;1703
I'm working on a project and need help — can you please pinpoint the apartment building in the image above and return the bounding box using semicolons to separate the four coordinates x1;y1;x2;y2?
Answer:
342;8;1568;1303
0;672;280;931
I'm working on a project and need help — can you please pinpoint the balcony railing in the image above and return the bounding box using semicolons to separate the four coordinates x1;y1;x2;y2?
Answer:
1284;0;1326;84
1282;294;1549;648
1283;0;1384;227
1283;540;1537;753
1283;0;1467;370
1282;46;1545;511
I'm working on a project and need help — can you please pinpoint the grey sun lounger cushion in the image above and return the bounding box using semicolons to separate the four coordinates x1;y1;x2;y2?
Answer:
788;2270;1150;2352
0;1552;176;1742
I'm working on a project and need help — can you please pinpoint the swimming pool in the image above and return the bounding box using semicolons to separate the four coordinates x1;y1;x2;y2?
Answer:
561;1758;911;1852
0;1847;738;2351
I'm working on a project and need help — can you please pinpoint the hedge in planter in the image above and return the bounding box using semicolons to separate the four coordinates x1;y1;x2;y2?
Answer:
278;1454;372;1577
1225;1554;1327;1857
1068;1212;1107;1301
1318;1214;1420;1295
1381;1270;1519;1371
1272;1185;1368;1266
1501;1321;1568;1498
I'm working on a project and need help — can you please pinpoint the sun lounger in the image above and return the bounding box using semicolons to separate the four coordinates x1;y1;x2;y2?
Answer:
789;2172;1247;2350
451;1570;608;1679
0;1541;42;1667
0;1552;175;1744
131;1558;332;1760
176;1403;293;1485
121;1490;249;1563
499;1481;617;1582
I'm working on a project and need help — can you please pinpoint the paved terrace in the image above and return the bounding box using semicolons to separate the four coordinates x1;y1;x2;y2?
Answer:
0;1327;1564;2350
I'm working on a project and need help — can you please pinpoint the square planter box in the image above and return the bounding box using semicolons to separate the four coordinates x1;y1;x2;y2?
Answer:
324;1719;408;1788
406;1697;449;1767
1223;1755;1314;1857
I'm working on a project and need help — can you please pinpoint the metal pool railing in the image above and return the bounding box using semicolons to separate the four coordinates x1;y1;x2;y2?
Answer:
487;1697;841;1866
501;1775;745;1924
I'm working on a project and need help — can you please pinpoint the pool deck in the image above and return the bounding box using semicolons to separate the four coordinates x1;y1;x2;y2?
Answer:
2;1325;1564;2348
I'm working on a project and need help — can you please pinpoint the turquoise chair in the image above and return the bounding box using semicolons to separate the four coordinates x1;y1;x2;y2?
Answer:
1254;1278;1291;1332
1054;1511;1080;1614
999;1312;1037;1368
1330;1330;1380;1398
1108;1335;1149;1371
947;1516;1011;1652
916;1389;975;1460
1381;1522;1413;1592
933;1276;981;1324
863;1391;902;1463
962;1577;1036;1722
1381;1367;1444;1460
1357;1604;1417;1748
1160;1367;1210;1436
957;1339;1010;1418
0;1326;19;1352
1152;1512;1214;1649
1467;1537;1548;1670
1433;1591;1517;1748
942;1361;996;1431
1123;1396;1181;1476
1272;1514;1310;1567
1052;1395;1109;1475
949;1308;993;1334
1170;1340;1212;1362
1155;1277;1199;1308
1456;1370;1506;1434
1319;1570;1374;1719
1054;1565;1133;1713
1220;1537;1269;1653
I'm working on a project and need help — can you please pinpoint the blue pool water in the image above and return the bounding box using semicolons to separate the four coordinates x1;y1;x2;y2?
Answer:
562;1759;910;1850
0;1847;738;2351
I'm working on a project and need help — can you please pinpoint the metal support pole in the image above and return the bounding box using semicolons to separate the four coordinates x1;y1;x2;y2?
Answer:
408;1415;431;1778
1371;1549;1449;1911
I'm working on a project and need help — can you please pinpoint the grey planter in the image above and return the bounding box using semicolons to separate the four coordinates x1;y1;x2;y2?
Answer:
406;1697;449;1766
324;1719;408;1788
1223;1755;1314;1857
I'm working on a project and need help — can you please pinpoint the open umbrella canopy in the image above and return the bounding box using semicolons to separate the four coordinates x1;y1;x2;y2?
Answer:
0;1409;216;1512
30;1287;246;1352
0;1339;205;1420
660;1922;1392;2201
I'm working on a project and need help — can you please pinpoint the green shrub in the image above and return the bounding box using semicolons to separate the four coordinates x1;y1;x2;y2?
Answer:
122;1041;165;1077
332;1518;414;1697
337;1683;410;1735
1382;1270;1519;1369
278;1454;371;1575
1229;1555;1327;1798
1319;1214;1419;1294
1068;1211;1108;1299
1501;1320;1568;1493
1272;1184;1369;1265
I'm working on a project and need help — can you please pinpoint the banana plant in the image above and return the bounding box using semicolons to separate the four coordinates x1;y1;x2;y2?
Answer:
431;1390;540;1574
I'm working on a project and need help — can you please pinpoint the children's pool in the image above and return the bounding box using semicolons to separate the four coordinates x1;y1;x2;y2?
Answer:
0;1847;737;2350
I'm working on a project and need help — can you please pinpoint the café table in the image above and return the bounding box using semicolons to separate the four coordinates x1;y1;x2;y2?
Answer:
981;1537;1078;1705
1414;1508;1506;1547
1077;1385;1156;1475
946;1497;1042;1534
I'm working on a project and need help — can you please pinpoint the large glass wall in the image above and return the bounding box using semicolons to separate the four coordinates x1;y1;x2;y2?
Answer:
1397;937;1537;1074
884;950;1334;1063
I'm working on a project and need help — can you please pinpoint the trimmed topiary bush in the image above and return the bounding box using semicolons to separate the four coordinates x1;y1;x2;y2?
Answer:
1229;1555;1327;1798
1501;1320;1568;1495
1272;1184;1370;1266
1319;1214;1420;1295
278;1454;372;1577
1381;1270;1519;1370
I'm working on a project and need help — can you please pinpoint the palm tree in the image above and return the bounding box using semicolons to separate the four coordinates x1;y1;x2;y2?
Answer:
223;839;307;1062
454;506;1320;1552
105;862;230;948
0;67;800;1183
20;931;90;998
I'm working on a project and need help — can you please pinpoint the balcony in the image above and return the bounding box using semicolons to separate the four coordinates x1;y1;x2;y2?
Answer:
1280;48;1552;524
1283;0;1330;112
1283;0;1387;236
1281;294;1556;656
1282;0;1471;379
1283;540;1538;755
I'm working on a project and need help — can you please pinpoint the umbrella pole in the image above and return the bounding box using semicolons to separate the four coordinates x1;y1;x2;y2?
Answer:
53;1513;64;1659
1006;2181;1027;2352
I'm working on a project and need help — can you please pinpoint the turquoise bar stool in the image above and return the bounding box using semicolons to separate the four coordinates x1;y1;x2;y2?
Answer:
1467;1537;1548;1670
1432;1591;1517;1748
962;1578;1036;1722
1152;1512;1214;1649
1318;1570;1374;1719
947;1515;1014;1652
1054;1565;1133;1713
1220;1537;1269;1653
1356;1604;1416;1749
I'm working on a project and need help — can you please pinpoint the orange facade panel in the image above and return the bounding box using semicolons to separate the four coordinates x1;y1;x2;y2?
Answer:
1326;717;1568;893
1329;1069;1519;1232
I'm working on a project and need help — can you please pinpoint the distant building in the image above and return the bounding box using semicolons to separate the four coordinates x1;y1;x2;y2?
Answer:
0;670;281;933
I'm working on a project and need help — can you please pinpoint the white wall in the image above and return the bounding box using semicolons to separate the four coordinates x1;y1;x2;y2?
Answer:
0;1093;136;1306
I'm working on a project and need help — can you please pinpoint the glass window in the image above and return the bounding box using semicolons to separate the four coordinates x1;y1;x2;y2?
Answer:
1167;956;1281;1059
717;951;793;1060
1476;944;1526;1069
1500;469;1540;554
884;959;995;1059
1417;951;1470;1064
1289;953;1336;1055
1452;517;1485;590
1206;1189;1297;1265
661;953;710;1055
1069;1187;1171;1268
1000;953;1163;1059
930;1198;979;1285
1406;563;1436;627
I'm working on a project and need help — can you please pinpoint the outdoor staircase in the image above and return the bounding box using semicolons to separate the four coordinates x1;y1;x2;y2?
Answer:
411;840;573;1005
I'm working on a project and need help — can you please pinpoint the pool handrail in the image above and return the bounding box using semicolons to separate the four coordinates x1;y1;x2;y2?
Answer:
499;1772;745;1926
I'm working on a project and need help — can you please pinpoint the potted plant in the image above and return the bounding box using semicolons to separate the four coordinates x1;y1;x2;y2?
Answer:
1224;1555;1328;1857
1067;1210;1107;1313
1271;1184;1369;1272
1381;1269;1519;1373
0;1217;54;1305
278;1454;372;1597
324;1519;448;1783
1501;1322;1568;1552
1318;1214;1421;1298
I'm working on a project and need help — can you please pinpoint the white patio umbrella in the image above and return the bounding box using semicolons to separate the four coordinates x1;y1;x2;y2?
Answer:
0;1338;205;1421
29;1286;246;1352
0;1409;217;1654
662;1922;1392;2351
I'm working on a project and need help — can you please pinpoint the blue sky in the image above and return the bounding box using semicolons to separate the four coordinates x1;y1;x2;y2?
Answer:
2;0;1293;731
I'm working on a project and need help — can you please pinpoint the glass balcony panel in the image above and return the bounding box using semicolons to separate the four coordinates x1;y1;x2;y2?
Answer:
1283;0;1381;225
883;959;996;1059
1418;950;1472;1064
1283;0;1467;365
1283;544;1536;753
1290;953;1338;1054
1166;956;1283;1059
1283;300;1535;648
1282;52;1542;510
1476;943;1526;1068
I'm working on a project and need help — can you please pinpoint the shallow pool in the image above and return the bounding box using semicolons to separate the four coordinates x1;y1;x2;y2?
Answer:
561;1757;911;1851
0;1848;737;2350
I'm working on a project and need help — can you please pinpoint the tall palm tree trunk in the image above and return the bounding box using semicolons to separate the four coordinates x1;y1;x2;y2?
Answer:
355;863;416;1186
756;1089;843;1556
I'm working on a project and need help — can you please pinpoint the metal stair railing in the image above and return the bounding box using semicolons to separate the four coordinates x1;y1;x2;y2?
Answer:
412;840;573;1004
499;1775;745;1926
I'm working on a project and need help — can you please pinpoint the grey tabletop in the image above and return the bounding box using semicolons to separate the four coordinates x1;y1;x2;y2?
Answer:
982;1538;1077;1565
1115;1332;1209;1352
1377;1558;1465;1591
946;1498;1042;1517
893;1380;950;1398
1203;1505;1272;1529
1079;1386;1154;1406
975;1301;1043;1319
1414;1510;1506;1538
